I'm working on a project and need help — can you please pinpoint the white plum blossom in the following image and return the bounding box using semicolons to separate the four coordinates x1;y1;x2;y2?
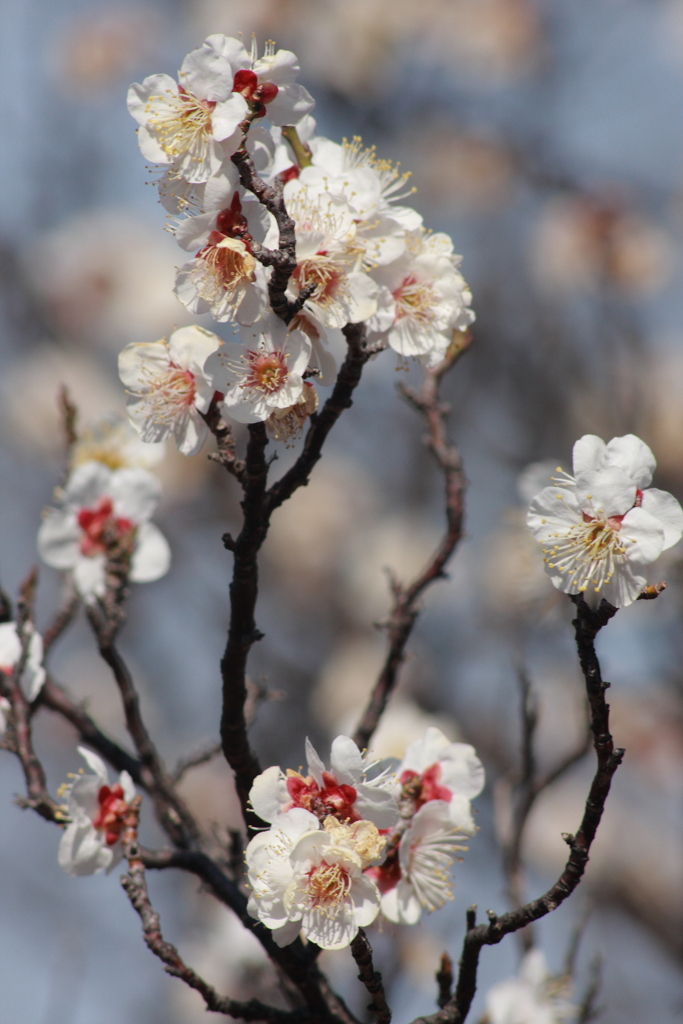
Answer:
173;179;271;324
224;35;315;127
127;35;313;187
37;462;171;600
369;800;474;925
485;949;575;1024
58;747;136;877
394;726;485;826
250;735;399;830
246;810;384;949
118;325;222;456
283;180;378;329
0;622;45;703
204;317;313;426
527;434;683;608
367;229;474;366
127;41;249;184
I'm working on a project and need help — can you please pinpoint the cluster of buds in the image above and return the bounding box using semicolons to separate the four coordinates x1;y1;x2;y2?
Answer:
118;33;474;454
246;728;484;948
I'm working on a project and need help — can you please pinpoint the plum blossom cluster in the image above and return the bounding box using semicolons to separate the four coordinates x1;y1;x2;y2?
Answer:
527;434;683;608
245;728;484;948
120;34;474;453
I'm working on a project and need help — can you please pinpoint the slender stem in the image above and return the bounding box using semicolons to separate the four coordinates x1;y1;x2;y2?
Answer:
350;930;392;1024
410;596;624;1024
354;334;470;750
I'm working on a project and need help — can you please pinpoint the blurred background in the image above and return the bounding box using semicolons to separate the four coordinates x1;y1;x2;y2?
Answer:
1;0;683;1021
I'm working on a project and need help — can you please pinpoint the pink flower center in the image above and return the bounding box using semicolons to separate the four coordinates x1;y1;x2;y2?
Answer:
392;274;435;325
215;192;250;241
285;770;360;823
77;497;134;557
92;783;130;846
581;487;643;533
242;349;290;394
400;763;452;809
232;70;278;117
306;859;350;910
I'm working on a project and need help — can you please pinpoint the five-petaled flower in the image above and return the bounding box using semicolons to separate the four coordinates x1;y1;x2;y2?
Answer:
246;810;384;949
394;726;485;825
249;735;399;830
204;317;314;426
118;325;222;456
58;747;136;876
527;434;683;608
38;461;171;599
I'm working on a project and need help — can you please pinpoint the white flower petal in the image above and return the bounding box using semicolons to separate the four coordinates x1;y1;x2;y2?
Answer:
130;523;171;583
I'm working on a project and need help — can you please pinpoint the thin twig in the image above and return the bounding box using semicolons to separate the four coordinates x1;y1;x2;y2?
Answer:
354;332;471;751
264;322;377;515
171;741;223;784
88;630;201;849
500;668;591;951
121;801;306;1023
41;576;80;657
409;596;624;1024
201;402;247;485
39;675;144;784
2;571;63;823
141;846;360;1023
350;930;392;1024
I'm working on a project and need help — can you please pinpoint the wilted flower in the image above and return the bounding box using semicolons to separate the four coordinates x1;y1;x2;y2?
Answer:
118;325;222;456
527;434;683;608
246;810;384;949
250;735;399;830
38;462;171;599
58;747;136;876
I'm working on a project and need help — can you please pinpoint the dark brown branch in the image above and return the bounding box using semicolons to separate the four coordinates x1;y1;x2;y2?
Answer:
265;322;376;515
231;147;298;323
350;930;391;1024
201;401;247;485
141;847;360;1023
171;741;223;784
220;328;378;829
91;634;201;849
410;596;624;1024
1;572;62;823
41;576;80;657
501;668;591;948
220;422;269;826
436;953;453;1010
354;332;471;750
121;802;305;1023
